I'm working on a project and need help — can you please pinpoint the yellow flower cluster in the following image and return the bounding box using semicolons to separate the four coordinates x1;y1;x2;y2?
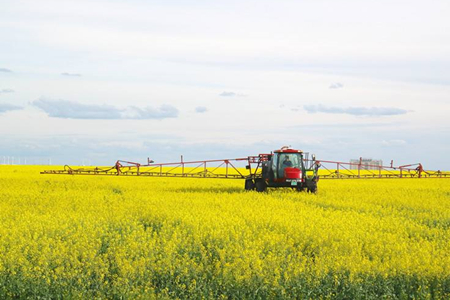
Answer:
0;165;449;298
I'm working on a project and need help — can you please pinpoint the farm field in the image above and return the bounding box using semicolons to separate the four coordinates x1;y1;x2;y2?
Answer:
1;165;450;299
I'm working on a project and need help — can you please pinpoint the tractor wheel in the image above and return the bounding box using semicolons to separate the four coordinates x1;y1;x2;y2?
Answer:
255;179;267;192
307;181;318;194
245;179;255;191
296;185;305;192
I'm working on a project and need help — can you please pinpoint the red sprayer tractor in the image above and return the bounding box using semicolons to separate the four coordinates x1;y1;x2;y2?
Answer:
41;146;449;193
244;147;319;193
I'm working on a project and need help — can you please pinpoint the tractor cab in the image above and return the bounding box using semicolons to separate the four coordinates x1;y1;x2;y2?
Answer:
245;146;319;193
271;149;304;182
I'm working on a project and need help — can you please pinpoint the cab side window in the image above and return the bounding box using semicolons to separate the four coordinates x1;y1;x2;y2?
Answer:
271;154;278;179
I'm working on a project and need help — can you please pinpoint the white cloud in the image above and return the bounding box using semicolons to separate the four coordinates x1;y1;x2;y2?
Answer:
33;98;179;120
329;83;344;89
61;73;82;77
219;91;236;97
219;92;247;97
0;89;15;94
195;106;207;113
382;139;407;146
0;103;22;113
304;105;409;116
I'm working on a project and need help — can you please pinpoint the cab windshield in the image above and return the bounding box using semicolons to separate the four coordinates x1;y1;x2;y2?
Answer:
278;153;302;177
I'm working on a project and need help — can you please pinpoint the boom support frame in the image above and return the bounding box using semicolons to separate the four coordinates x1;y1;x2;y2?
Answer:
41;156;450;179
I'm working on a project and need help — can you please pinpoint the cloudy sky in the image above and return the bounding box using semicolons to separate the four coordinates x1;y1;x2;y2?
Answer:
1;0;449;169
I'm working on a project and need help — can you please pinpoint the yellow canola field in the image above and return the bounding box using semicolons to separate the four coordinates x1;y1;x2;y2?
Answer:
1;165;450;299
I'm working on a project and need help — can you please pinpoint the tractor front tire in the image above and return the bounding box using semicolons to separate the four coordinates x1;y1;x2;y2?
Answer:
307;181;318;194
255;179;267;192
245;179;255;191
296;185;305;192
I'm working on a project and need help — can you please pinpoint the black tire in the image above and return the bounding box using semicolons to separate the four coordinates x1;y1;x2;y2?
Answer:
307;181;318;193
245;179;255;191
255;179;267;192
296;185;305;192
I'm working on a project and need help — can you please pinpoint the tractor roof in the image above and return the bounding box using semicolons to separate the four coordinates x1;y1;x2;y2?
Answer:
274;148;303;153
